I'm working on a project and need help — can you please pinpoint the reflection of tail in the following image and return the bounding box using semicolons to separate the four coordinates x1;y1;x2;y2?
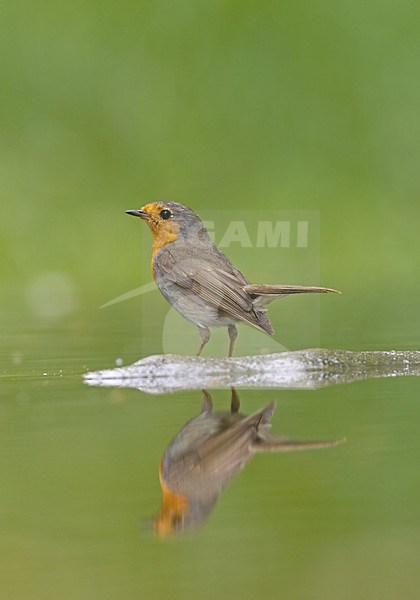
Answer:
245;284;341;297
210;401;346;455
253;436;346;453
251;401;345;452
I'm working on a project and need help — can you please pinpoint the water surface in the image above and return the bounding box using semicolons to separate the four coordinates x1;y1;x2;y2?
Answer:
1;309;419;600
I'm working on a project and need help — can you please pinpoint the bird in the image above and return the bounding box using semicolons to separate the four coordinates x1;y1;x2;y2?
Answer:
126;201;339;356
154;388;343;536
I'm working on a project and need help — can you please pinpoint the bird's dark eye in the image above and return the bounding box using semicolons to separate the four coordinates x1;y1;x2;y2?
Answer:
159;209;172;220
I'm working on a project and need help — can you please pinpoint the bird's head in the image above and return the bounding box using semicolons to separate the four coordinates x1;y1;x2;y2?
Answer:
126;201;208;249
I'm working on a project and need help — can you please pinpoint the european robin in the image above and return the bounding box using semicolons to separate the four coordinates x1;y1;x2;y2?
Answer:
155;388;343;536
126;202;339;356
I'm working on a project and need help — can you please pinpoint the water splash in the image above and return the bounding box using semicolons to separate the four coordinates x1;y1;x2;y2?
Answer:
83;349;420;394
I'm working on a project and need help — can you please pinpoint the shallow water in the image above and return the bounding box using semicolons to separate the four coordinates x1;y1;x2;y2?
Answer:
84;348;420;393
1;310;420;600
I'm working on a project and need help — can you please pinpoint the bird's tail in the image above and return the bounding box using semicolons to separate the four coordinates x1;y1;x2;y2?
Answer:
245;284;340;296
252;436;346;453
245;284;340;306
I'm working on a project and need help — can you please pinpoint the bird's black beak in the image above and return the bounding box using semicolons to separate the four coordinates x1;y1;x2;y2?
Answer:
125;209;150;219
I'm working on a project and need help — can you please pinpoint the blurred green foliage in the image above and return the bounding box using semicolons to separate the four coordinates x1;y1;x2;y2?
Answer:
2;0;419;296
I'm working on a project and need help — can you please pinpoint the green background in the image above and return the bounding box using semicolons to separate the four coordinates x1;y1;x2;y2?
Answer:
1;2;420;599
2;0;420;332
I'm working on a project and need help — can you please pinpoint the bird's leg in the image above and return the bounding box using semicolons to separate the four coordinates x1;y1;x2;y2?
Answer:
197;326;210;356
230;387;240;413
227;324;238;357
201;390;213;413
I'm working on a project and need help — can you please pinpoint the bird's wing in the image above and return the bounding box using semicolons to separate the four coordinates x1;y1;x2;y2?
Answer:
155;249;269;332
193;403;277;470
171;403;277;477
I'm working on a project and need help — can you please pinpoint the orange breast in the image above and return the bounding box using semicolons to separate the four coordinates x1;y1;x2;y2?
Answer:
155;460;188;536
148;221;179;277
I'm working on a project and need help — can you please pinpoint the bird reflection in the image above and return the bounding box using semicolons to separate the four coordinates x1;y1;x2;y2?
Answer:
155;389;343;536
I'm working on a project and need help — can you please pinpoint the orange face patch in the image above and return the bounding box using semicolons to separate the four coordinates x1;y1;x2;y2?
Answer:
155;461;188;536
140;203;180;256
